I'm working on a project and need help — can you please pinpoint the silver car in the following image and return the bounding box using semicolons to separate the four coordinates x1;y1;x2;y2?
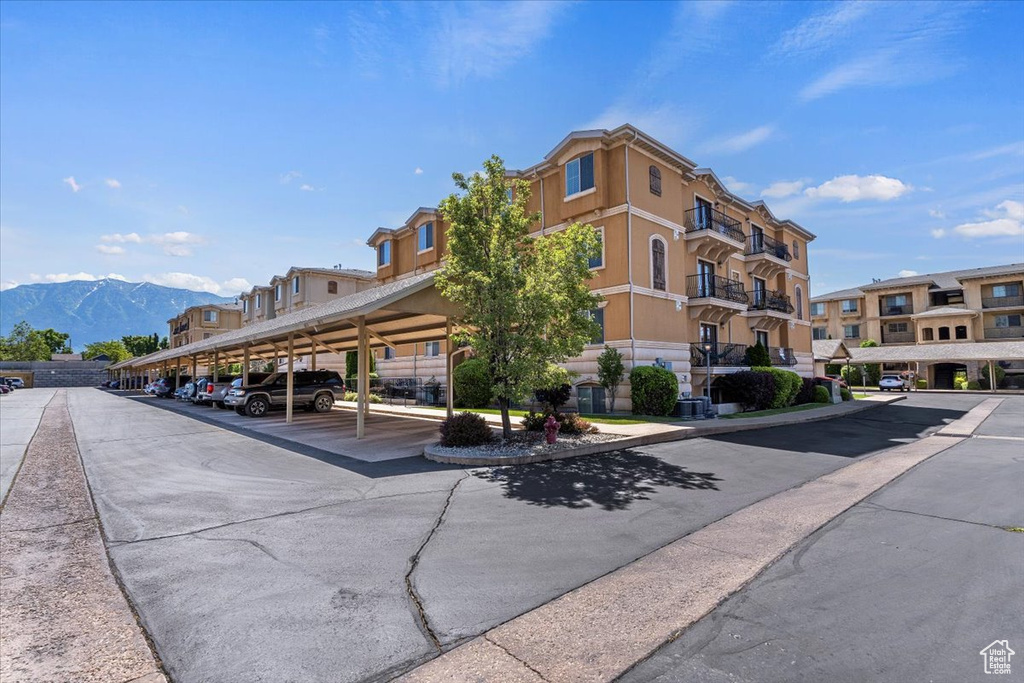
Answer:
879;374;911;392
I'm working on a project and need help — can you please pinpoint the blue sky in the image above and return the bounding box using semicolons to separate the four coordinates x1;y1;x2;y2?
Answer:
1;0;1022;298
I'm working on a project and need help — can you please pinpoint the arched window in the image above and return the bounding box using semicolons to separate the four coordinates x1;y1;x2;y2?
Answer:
651;237;666;291
795;285;804;320
923;327;934;341
649;165;662;196
327;281;338;294
938;326;951;340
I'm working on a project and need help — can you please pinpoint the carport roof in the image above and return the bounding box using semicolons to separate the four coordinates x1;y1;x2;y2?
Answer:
844;341;1024;364
812;339;850;361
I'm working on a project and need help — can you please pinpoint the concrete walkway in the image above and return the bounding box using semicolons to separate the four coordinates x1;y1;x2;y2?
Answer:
0;388;57;503
399;398;1004;683
0;390;166;683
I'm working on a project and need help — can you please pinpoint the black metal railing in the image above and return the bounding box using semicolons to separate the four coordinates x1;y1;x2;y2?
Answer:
684;206;745;243
880;303;914;316
770;347;798;366
346;376;448;406
690;342;749;368
984;326;1024;340
882;330;916;344
982;294;1024;309
687;274;749;304
745;234;792;261
749;289;794;313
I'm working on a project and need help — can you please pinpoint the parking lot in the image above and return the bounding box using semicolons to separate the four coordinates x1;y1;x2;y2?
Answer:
28;388;988;682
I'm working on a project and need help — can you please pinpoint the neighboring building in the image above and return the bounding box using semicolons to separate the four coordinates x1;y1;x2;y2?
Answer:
168;303;243;348
367;125;815;408
811;263;1024;388
239;266;376;325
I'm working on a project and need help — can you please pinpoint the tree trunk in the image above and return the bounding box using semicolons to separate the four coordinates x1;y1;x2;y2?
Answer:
497;396;513;440
608;388;616;414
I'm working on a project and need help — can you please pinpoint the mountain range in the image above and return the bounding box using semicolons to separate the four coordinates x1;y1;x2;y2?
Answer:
0;279;235;349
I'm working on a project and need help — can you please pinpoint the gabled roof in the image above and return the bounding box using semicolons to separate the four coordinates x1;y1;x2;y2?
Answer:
859;263;1024;292
847;340;1024;363
811;287;865;303
283;266;375;280
693;168;754;212
812;339;850;361
367;207;439;246
911;306;979;319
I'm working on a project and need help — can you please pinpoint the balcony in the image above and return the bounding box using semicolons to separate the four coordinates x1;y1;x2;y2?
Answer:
683;207;746;262
880;303;914;316
985;326;1024;340
882;330;916;344
982;294;1024;309
770;347;798;366
744;234;792;279
690;342;748;368
747;289;795;329
686;274;749;323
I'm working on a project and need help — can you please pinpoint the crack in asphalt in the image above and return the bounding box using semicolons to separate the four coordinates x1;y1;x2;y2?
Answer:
4;515;97;533
858;501;1015;531
405;473;468;652
483;634;551;682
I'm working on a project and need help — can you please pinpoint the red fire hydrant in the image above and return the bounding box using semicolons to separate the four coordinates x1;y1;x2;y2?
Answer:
544;415;559;444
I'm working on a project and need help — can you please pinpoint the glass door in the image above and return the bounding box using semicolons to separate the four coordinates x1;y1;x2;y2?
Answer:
695;197;712;230
753;277;766;308
697;260;715;297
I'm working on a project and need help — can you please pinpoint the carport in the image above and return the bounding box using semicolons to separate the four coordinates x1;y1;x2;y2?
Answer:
116;272;461;438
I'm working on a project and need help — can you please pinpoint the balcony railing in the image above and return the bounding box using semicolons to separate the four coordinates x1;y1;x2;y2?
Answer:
691;342;748;368
745;234;792;261
985;326;1024;339
749;289;794;314
687;274;749;304
880;303;914;316
882;330;916;344
684;207;745;243
982;294;1024;309
770;347;797;366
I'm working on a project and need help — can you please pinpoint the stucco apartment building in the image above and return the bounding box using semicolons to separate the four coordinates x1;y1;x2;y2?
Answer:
367;125;815;408
811;263;1024;387
168;303;243;348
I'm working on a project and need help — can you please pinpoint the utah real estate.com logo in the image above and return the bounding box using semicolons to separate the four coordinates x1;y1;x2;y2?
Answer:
980;640;1014;675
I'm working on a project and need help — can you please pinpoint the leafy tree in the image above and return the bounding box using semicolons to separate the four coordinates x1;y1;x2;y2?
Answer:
452;357;492;408
345;350;376;380
597;346;625;412
83;340;131;363
122;333;164;357
0;321;52;361
436;155;601;438
859;339;882;386
533;363;575;413
38;328;72;354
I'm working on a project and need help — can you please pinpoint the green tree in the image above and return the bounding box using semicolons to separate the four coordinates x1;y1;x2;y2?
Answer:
122;333;163;357
436;155;601;438
597;345;625;413
743;341;772;367
859;339;882;386
83;340;131;363
38;328;72;355
0;321;51;361
345;350;375;380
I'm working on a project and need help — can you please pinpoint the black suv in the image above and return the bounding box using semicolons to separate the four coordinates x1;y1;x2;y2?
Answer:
224;370;345;417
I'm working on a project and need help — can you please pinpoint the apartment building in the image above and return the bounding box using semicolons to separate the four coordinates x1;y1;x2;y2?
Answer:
239;266;376;326
168;303;243;348
811;263;1024;387
367;125;815;408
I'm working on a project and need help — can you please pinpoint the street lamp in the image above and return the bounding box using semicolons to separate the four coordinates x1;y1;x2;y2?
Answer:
703;341;713;398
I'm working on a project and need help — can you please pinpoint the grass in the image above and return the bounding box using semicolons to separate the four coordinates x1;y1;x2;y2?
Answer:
420;405;682;424
721;403;827;420
853;393;872;399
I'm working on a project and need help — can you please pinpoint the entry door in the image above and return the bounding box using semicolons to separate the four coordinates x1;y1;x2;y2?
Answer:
755;330;769;350
697;260;715;296
751;225;764;252
695;197;712;230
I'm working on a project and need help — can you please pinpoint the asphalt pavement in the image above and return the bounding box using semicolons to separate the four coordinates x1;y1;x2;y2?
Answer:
620;396;1024;683
62;388;992;682
0;388;57;503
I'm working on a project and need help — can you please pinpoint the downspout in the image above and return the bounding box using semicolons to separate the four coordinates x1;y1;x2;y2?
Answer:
626;131;637;367
537;171;545;236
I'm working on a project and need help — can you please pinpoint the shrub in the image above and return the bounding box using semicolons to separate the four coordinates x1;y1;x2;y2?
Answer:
534;364;574;412
954;377;968;390
345;350;376;380
716;371;776;412
743;342;771;367
754;367;802;409
439;412;493;447
344;390;382;403
841;365;863;387
453;358;492;408
840;388;853;401
559;413;598;435
814;385;831;403
980;364;1006;390
967;380;981;390
369;393;383;404
521;410;551;431
916;379;928;389
629;365;679;416
795;377;817;405
343;391;358;402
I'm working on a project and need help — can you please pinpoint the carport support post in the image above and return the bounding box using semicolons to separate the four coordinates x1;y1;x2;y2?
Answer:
213;351;219;382
191;355;197;382
242;346;250;386
446;318;454;419
174;361;180;390
286;334;295;424
310;339;317;371
356;316;368;439
987;359;996;393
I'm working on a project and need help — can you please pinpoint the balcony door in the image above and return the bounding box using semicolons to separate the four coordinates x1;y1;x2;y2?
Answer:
755;329;769;351
753;277;766;308
697;260;715;296
699;322;718;348
751;225;764;252
695;196;712;230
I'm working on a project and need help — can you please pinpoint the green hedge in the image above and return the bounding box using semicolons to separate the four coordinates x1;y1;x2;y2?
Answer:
452;358;492;408
814;385;831;403
753;367;802;409
629;365;678;416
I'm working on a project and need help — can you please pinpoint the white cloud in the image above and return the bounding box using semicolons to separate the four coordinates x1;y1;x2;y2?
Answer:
414;167;424;175
804;175;911;202
299;184;317;192
947;200;1024;239
584;103;698;147
149;231;205;257
898;270;919;278
142;272;247;295
95;244;125;255
928;208;946;219
761;179;806;199
280;170;302;184
105;178;122;189
702;125;775;154
29;272;126;283
100;232;143;243
774;1;873;57
63;176;81;193
721;176;752;194
221;277;253;294
931;228;947;239
969;141;1024;161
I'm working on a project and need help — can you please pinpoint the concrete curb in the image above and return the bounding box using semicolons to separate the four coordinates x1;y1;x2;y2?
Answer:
423;396;906;466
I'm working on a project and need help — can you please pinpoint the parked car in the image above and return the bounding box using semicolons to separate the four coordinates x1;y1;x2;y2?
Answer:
0;384;10;394
6;377;25;389
879;374;911;392
209;374;269;409
225;370;345;417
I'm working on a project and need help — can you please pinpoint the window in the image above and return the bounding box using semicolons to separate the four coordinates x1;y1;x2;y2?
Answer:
424;341;440;357
811;302;826;317
955;325;968;340
844;324;860;339
565;152;595;197
203;333;212;340
384;346;395;360
274;284;281;302
886;294;908;307
378;241;391;267
812;327;828;340
841;299;858;313
792;240;800;259
292;277;300;295
755;330;769;349
993;283;1020;298
242;299;248;314
753;277;767;307
938;326;950;340
577;385;607;414
651;237;666;291
699;322;718;346
995;314;1022;327
888;322;908;333
256;294;262;309
588;308;605;344
418;222;434;251
649;165;661;196
203;309;218;323
589;228;604;269
923;327;934;341
327;281;337;295
795;286;804;320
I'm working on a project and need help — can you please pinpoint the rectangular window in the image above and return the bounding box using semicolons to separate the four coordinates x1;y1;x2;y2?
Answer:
841;299;858;313
886;294;908;307
378;241;391;267
812;327;828;340
292;277;300;295
242;299;248;314
993;283;1021;298
424;341;440;357
995;314;1022;328
888;322;908;333
588;308;605;345
565;153;595;197
256;294;262;309
274;284;281;302
203;310;218;323
327;280;338;294
844;324;860;339
811;302;825;316
418;222;434;251
755;330;769;349
589;229;603;269
384;347;395;360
